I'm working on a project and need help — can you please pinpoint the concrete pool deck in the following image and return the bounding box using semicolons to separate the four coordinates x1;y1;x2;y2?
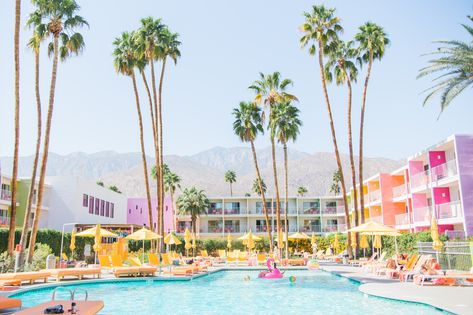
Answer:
320;263;473;315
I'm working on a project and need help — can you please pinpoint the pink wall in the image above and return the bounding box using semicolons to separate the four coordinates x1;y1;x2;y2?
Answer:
409;160;424;175
429;151;446;168
127;197;174;233
433;187;450;205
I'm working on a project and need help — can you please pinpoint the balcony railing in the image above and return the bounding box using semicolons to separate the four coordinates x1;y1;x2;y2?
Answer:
392;184;406;198
413;206;432;223
322;225;339;233
0;189;11;201
0;216;10;226
370;216;383;224
337;224;347;232
255;225;272;232
431;159;457;182
202;227;224;233
369;190;381;203
322;206;337;214
224;226;241;233
208;208;223;215
224;208;240;215
336;205;345;214
436;200;462;220
302;207;320;215
280;208;297;214
395;213;411;226
301;225;321;233
410;170;430;189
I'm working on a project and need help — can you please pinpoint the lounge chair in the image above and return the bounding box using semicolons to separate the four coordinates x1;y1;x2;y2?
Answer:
257;253;267;265
44;267;101;282
0;296;22;311
417;270;473;286
200;250;209;259
362;252;386;271
288;259;306;266
237;252;248;265
148;253;160;266
400;255;431;282
98;255;112;270
128;256;142;267
384;254;419;279
110;254;126;267
161;253;194;276
0;271;50;285
226;253;237;266
0;279;21;290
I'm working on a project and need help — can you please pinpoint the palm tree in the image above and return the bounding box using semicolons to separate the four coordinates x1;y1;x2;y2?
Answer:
325;39;360;230
417;15;473;115
164;171;181;231
28;0;88;262
330;170;342;195
355;22;389;224
8;0;22;256
96;181;104;187
297;186;308;197
300;4;352;256
252;178;267;196
272;102;302;259
224;170;236;196
135;17;166;240
112;31;154;233
108;185;121;193
18;10;47;264
233;102;273;251
176;187;209;254
249;71;297;254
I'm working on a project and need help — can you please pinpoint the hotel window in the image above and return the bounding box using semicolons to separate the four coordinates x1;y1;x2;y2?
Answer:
111;203;115;218
95;198;100;215
100;200;105;216
136;205;138;210
128;208;131;214
140;208;142;214
106;202;110;217
83;194;88;207
89;196;94;214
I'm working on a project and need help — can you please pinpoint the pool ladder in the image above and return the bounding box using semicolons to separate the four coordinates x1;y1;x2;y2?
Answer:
51;287;88;301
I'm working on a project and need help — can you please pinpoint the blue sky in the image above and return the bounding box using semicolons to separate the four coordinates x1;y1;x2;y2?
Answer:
0;0;471;160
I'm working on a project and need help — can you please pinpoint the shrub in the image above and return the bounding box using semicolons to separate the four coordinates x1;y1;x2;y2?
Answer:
0;251;15;273
24;243;53;271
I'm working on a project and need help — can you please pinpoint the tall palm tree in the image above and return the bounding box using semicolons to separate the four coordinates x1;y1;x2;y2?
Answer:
355;22;389;224
252;178;267;196
176;187;210;250
18;10;47;264
164;171;181;231
28;0;88;262
249;71;297;255
8;0;22;256
297;186;308;197
272;102;302;259
233;102;273;251
325;39;360;231
112;31;154;232
155;29;181;238
330;170;342;195
135;17;166;240
224;170;236;196
418;15;473;115
300;4;352;256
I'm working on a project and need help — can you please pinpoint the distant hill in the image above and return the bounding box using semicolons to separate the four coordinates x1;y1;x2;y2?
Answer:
0;147;404;197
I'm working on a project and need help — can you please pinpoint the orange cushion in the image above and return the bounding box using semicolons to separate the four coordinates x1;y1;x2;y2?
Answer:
0;297;22;309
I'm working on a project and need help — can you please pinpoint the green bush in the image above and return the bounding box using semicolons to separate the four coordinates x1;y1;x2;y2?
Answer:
0;251;15;273
24;243;53;271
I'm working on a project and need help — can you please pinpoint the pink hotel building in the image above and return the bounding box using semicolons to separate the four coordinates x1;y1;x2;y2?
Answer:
126;134;473;238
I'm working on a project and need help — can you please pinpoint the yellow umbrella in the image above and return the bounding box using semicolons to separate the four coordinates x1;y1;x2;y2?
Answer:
227;234;232;249
311;232;316;245
350;232;357;249
76;225;118;237
347;221;398;234
288;232;310;240
184;228;192;252
69;230;76;252
373;235;382;249
191;233;196;249
238;232;262;241
93;224;102;253
360;234;369;249
126;227;162;261
247;230;255;250
164;232;182;245
333;234;339;253
431;216;444;251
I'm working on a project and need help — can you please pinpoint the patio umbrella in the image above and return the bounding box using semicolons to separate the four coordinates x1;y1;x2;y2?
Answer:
347;221;398;234
360;234;369;257
431;216;444;251
246;230;255;251
373;235;382;249
69;230;76;253
184;228;192;256
191;233;197;256
76;225;118;237
333;234;339;254
227;234;232;250
311;232;316;245
93;224;102;264
289;232;310;252
126;227;162;262
361;231;402;254
238;231;262;241
350;232;357;260
164;232;182;253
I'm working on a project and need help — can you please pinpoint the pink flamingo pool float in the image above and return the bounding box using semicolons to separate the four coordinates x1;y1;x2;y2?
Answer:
258;258;283;279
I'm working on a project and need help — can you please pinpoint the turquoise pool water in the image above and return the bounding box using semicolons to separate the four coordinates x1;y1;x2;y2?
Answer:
13;270;445;314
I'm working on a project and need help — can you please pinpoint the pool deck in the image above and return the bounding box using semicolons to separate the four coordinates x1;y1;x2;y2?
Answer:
320;263;473;315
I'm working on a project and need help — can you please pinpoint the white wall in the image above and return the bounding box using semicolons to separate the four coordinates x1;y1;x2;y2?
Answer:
42;176;127;229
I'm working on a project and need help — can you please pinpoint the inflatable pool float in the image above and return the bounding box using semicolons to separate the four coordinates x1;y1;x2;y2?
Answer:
307;259;320;270
258;258;283;279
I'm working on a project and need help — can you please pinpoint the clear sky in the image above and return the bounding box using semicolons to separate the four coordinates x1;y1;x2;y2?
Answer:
0;0;471;160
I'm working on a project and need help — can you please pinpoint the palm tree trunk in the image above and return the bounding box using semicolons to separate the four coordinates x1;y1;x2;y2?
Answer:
250;141;273;252
230;183;233;196
359;50;374;224
131;71;153;231
269;115;281;256
317;41;352;258
141;70;160;234
157;58;167;239
27;33;60;263
283;143;289;259
150;59;162;250
19;48;42;265
344;68;359;249
8;0;22;256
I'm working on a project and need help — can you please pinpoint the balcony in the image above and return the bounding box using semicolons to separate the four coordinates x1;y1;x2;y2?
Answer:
0;216;10;227
255;225;271;232
322;206;340;215
224;208;240;215
302;207;320;215
431;160;457;182
410;170;430;190
413;206;432;223
322;225;339;233
337;224;347;232
369;190;381;203
280;208;297;215
202;226;223;233
301;225;321;233
395;213;411;226
0;189;11;201
208;208;223;215
224;225;241;233
336;205;345;214
392;184;406;198
436;200;462;220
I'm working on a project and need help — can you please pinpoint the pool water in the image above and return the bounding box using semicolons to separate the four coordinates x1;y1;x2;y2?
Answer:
13;270;445;314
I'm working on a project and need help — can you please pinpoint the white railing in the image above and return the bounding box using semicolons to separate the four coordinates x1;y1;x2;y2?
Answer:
322;225;339;233
369;190;381;202
413;206;432;222
436;200;462;220
322;206;337;215
337;224;347;232
336;205;346;214
410;170;430;189
370;216;383;224
431;159;457;182
301;225;321;233
395;213;411;226
392;184;406;198
0;189;11;201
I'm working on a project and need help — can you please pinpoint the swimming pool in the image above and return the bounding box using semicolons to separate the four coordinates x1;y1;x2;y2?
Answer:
13;270;445;314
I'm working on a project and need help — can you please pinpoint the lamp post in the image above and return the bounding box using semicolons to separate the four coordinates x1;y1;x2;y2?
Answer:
60;222;78;264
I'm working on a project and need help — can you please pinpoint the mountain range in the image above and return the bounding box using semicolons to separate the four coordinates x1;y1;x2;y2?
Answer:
0;147;404;197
